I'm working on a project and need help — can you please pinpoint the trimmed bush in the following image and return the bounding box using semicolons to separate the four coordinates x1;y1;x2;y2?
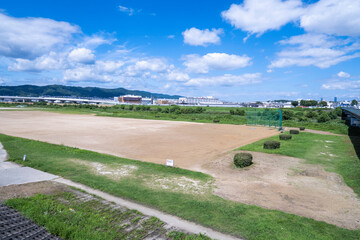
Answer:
290;129;299;134
213;119;220;123
264;140;280;149
191;118;196;121
299;127;305;131
279;134;292;140
233;153;253;168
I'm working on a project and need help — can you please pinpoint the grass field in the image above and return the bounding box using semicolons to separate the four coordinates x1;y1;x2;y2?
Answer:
238;132;360;197
1;133;359;240
0;102;348;134
5;191;211;240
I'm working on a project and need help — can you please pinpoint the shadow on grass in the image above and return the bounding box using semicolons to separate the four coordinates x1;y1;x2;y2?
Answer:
348;126;360;160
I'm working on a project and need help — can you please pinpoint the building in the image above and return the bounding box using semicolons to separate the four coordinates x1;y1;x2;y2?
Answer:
118;95;142;104
178;96;223;105
141;97;153;105
156;99;178;105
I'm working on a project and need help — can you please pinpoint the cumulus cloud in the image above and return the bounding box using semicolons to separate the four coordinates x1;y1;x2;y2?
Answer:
184;73;261;87
166;70;190;82
126;58;169;76
222;0;360;37
0;13;79;59
337;71;350;78
8;52;66;72
95;60;124;73
182;28;223;46
269;34;360;68
300;0;360;37
321;80;360;90
68;48;95;64
183;53;251;74
222;0;303;35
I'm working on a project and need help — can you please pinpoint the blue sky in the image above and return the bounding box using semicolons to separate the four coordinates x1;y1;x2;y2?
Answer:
0;0;359;101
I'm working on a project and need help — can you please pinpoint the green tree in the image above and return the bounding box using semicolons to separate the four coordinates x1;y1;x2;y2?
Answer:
351;99;358;106
317;112;330;123
282;110;295;120
319;101;327;107
291;101;298;107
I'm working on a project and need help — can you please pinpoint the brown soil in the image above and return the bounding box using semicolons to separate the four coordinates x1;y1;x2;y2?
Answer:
199;151;360;230
0;111;278;169
0;111;359;230
0;181;68;201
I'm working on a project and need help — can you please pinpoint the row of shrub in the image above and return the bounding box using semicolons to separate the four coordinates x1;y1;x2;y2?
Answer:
234;126;307;168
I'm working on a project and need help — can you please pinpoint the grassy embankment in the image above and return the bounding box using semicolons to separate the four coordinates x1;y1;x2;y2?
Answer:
5;192;210;240
0;102;348;134
1;133;359;240
237;132;360;196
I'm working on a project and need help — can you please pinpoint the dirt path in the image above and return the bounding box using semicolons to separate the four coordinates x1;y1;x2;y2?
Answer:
284;127;344;136
199;151;360;230
0;111;278;169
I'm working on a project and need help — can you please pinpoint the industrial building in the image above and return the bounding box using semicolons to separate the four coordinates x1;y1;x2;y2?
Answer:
116;95;142;104
178;96;223;105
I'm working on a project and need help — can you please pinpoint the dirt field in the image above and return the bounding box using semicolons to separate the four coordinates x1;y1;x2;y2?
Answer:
201;151;360;230
0;111;277;169
1;111;359;229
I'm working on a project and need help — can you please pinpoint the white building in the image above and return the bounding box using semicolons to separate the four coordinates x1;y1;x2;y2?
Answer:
179;96;223;105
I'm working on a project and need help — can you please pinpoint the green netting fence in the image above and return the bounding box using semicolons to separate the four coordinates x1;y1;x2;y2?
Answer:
246;108;282;130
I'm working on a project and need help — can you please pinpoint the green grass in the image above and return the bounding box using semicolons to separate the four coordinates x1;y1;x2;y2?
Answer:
238;132;360;196
0;133;359;240
5;192;211;240
282;119;348;135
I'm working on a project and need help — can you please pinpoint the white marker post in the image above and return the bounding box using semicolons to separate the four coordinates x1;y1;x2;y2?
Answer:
23;155;26;161
166;159;174;167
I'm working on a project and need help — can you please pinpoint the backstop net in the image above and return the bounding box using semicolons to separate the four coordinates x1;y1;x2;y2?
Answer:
246;108;282;130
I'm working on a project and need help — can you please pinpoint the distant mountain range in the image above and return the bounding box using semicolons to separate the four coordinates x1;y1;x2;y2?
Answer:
0;85;182;99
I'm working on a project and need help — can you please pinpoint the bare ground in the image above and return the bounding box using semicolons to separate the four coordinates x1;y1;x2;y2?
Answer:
0;111;278;169
0;111;359;229
199;151;360;230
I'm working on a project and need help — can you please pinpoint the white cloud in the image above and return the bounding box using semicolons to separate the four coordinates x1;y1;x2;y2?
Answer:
337;71;350;78
80;35;116;48
63;66;118;83
221;0;303;35
126;58;169;76
322;79;360;90
95;60;124;73
167;35;175;39
166;70;189;82
300;0;360;37
183;53;251;74
184;73;261;87
8;52;65;72
182;28;223;46
269;34;360;68
118;5;134;16
0;13;79;59
222;0;360;37
68;48;95;64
